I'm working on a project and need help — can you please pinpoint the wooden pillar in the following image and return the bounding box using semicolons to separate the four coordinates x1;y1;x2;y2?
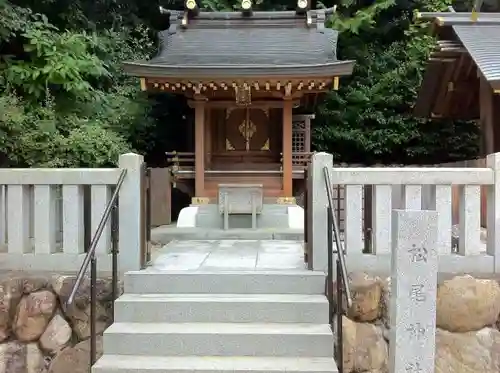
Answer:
305;116;312;153
480;77;495;155
194;100;205;197
283;100;293;197
205;108;212;168
480;78;500;155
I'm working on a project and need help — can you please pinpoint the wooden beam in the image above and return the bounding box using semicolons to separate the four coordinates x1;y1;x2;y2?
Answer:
188;100;301;109
145;78;335;96
282;100;293;197
194;100;206;196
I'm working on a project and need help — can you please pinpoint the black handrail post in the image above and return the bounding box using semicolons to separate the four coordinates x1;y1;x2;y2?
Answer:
90;252;97;369
336;258;344;373
111;203;119;320
327;209;334;326
145;167;152;264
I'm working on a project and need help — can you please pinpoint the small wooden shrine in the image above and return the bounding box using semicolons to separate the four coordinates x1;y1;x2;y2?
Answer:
124;1;354;205
414;11;500;155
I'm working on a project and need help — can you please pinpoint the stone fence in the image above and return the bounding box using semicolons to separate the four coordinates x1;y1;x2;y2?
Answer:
0;153;145;272
308;152;500;274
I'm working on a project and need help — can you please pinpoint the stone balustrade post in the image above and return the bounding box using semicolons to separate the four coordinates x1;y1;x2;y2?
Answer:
487;152;500;273
309;152;333;272
118;153;144;272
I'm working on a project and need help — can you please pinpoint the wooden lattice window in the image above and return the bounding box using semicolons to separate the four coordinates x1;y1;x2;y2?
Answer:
292;120;306;153
292;115;312;166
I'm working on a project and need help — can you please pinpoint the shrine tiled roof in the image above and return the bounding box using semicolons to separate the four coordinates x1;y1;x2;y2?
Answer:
123;8;354;79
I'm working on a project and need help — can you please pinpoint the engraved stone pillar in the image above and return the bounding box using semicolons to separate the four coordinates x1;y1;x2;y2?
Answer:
389;209;438;373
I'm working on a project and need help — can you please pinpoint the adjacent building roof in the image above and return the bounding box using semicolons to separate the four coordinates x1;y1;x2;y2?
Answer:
414;12;500;119
123;8;354;79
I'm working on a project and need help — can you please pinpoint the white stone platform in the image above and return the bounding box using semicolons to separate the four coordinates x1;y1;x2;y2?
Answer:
150;240;307;271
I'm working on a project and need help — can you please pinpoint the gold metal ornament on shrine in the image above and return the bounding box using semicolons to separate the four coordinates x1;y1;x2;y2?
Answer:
234;83;251;106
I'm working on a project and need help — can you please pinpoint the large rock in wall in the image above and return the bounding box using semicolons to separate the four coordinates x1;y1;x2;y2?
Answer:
436;275;500;333
335;273;500;373
0;274;122;373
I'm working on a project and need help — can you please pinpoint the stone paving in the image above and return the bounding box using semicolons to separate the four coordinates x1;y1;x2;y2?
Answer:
150;240;307;271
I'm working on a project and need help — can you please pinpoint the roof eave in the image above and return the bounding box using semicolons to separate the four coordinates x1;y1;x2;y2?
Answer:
415;11;500;26
122;61;356;79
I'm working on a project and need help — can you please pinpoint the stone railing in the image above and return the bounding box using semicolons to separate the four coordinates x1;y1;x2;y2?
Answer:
308;152;500;274
0;153;144;272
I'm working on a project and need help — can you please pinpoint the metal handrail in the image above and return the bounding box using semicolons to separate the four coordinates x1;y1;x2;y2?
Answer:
66;168;127;369
323;166;352;307
322;166;352;373
67;168;127;306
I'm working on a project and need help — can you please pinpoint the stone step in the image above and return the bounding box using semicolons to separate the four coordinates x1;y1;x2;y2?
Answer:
125;270;325;294
93;355;338;373
114;294;328;323
150;227;304;243
103;322;334;357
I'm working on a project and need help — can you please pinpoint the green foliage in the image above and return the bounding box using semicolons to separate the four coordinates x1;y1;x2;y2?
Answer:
0;0;154;167
4;24;108;100
329;0;397;34
0;92;132;167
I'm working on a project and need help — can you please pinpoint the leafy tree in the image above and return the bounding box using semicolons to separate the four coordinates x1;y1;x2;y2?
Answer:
314;0;480;164
0;0;154;167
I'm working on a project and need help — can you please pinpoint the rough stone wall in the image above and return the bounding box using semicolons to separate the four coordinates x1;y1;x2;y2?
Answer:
2;272;500;373
340;273;500;373
0;274;121;373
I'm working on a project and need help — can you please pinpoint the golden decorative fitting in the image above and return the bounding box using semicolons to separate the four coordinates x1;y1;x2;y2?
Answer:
226;138;235;150
470;6;478;22
191;197;209;205
261;139;270;151
239;120;256;140
333;77;339;90
234;83;252;106
277;197;297;205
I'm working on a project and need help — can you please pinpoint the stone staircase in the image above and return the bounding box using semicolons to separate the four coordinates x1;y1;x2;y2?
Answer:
93;269;338;373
